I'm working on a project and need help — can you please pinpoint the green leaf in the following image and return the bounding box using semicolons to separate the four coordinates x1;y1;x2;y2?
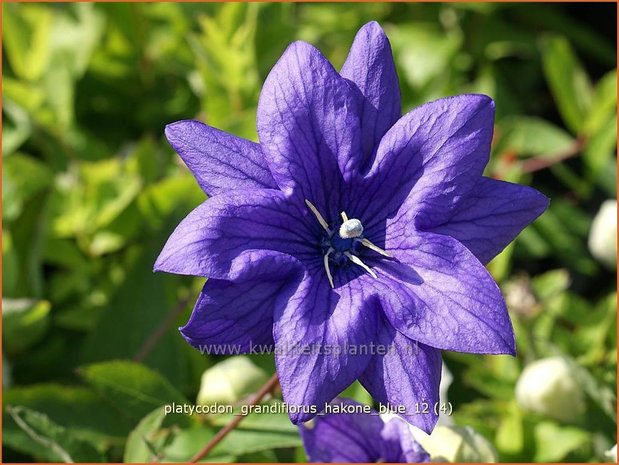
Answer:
540;35;592;134
162;423;302;462
78;360;189;422
495;401;524;455
2;76;45;112
534;421;590;462
137;174;204;231
2;153;53;223
2;4;53;82
3;383;132;449
5;405;105;462
123;407;167;462
160;424;227;462
216;428;302;457
3;189;50;298
209;402;298;434
494;116;575;158
522;199;597;275
2;231;19;300
488;242;514;283
2;298;50;354
79;237;191;387
567;351;617;423
584;70;617;136
52;158;142;239
584;114;617;182
531;269;570;301
1;100;33;156
42;52;75;129
49;3;105;79
388;23;462;91
124;406;194;462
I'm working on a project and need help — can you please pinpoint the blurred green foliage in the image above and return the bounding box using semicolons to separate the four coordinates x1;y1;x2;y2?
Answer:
2;2;616;463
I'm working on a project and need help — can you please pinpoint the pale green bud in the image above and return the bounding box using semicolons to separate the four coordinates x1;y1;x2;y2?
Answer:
410;425;498;463
605;444;617;463
588;199;617;269
196;356;268;406
515;356;585;423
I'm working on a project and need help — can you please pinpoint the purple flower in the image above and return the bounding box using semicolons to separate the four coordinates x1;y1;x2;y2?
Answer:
155;21;549;432
299;398;430;463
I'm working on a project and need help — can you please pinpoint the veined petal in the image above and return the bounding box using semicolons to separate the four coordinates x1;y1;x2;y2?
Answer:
373;231;515;355
428;177;550;264
357;94;495;233
180;251;304;353
165;120;277;196
341;21;401;169
274;267;377;424
299;398;385;462
359;320;441;433
154;189;315;279
257;41;362;220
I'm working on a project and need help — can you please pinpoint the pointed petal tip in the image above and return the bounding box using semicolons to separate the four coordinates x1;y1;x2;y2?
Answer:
164;119;197;140
514;182;551;220
178;324;195;347
153;249;176;275
411;411;439;435
465;93;495;111
152;249;198;278
288;409;314;426
491;331;517;357
153;254;166;273
538;192;551;214
433;93;495;114
177;325;205;352
284;39;321;57
384;408;439;435
358;20;387;36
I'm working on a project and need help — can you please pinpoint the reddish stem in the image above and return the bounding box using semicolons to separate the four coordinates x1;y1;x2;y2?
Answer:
190;373;280;463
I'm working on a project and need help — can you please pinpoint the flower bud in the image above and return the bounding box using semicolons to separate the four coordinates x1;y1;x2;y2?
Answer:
504;276;538;317
588;199;617;269
515;356;585;423
196;356;268;406
605;444;617;463
410;425;498;463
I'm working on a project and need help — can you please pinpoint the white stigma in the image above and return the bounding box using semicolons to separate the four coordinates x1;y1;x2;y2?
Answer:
339;218;364;239
305;200;391;289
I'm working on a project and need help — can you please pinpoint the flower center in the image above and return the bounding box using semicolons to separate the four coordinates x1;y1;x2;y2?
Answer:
305;200;391;288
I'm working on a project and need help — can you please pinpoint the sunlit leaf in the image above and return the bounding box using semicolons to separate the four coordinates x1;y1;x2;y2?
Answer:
540;35;592;134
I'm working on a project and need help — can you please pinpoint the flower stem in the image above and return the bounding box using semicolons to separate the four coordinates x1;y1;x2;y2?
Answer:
133;295;192;363
520;136;586;173
190;372;280;463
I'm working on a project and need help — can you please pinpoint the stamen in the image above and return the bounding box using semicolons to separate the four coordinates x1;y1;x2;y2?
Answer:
345;252;378;279
304;202;386;285
339;218;364;239
359;238;392;258
324;247;335;288
305;199;330;233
